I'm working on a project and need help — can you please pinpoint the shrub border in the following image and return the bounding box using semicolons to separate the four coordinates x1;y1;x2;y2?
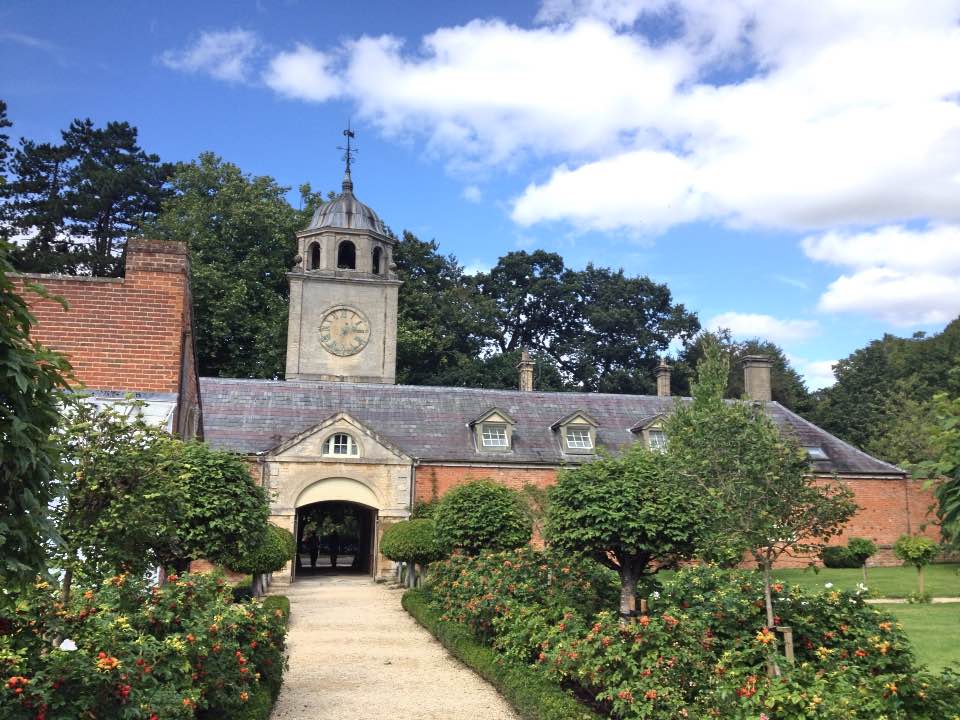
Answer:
402;589;604;720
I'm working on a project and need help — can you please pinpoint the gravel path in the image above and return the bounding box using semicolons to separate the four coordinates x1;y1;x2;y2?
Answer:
269;576;520;720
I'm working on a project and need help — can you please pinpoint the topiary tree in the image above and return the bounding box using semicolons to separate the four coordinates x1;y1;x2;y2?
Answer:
380;519;444;587
893;534;940;597
546;446;704;622
227;523;296;597
847;536;878;583
433;480;532;556
168;441;270;573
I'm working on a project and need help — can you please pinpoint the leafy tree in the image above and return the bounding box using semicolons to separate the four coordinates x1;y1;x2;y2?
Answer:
433;480;532;555
847;537;878;583
893;534;940;597
0;100;12;221
0;243;73;588
810;319;960;462
666;334;857;657
474;252;700;392
914;380;960;549
53;400;183;601
675;331;812;412
168;440;269;572
393;231;494;386
228;523;295;597
146;153;299;378
7;118;170;276
546;446;703;620
380;518;444;587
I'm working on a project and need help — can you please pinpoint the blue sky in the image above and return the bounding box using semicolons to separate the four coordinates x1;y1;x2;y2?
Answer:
4;0;960;388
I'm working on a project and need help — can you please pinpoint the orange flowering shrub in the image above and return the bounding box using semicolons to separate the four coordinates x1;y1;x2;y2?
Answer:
0;573;286;719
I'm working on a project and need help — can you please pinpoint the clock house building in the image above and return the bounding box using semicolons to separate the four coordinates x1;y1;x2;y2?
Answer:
16;144;940;582
195;154;939;583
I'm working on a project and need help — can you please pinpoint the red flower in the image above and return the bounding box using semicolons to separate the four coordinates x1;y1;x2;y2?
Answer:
644;689;658;701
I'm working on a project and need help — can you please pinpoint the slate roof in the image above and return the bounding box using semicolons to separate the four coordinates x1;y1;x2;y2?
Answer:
199;378;904;477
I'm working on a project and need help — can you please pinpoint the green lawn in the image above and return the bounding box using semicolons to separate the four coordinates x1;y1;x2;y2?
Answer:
875;603;960;672
771;563;960;598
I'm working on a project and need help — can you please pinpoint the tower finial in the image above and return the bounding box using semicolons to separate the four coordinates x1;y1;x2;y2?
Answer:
338;122;357;193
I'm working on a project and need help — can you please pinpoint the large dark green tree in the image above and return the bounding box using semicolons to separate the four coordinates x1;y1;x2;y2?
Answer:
474;251;700;393
5;117;170;276
146;153;300;378
674;331;812;412
809;319;960;463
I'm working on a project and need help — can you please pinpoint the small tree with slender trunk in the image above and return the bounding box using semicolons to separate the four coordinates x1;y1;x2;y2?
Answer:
667;334;857;674
546;446;703;622
894;534;939;598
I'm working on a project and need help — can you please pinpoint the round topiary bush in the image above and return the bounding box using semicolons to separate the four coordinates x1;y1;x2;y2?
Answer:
228;524;296;578
822;545;859;568
433;480;532;555
380;519;444;566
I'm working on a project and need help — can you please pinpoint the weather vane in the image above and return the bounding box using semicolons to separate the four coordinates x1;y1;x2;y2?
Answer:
338;122;357;175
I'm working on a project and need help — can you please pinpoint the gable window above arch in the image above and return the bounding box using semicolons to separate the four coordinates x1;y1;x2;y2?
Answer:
337;240;356;269
469;408;516;453
323;432;359;457
551;411;598;455
308;241;321;270
372;246;382;274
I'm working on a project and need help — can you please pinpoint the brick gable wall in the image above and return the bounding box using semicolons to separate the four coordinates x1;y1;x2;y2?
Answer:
13;238;201;437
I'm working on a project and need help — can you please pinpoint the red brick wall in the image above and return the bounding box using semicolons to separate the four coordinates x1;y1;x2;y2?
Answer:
13;239;201;437
417;465;940;568
415;464;557;503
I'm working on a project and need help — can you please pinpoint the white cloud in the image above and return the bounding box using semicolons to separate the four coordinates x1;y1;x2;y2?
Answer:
161;29;259;83
263;43;341;101
773;275;808;290
462;259;491;275
167;4;960;235
803;224;960;325
462;185;482;202
708;312;819;343
797;359;838;390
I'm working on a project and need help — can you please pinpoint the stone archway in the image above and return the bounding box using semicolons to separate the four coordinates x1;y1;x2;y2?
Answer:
292;478;381;579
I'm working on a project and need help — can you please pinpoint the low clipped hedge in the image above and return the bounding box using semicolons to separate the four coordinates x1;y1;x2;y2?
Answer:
402;588;603;720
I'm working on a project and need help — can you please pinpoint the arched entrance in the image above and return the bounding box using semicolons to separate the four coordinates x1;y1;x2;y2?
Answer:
295;501;375;575
293;477;380;578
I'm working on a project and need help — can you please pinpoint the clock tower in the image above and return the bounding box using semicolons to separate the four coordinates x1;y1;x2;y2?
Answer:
285;135;400;383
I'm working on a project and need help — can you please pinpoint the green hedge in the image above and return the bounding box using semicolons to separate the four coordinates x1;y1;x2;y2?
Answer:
402;589;603;720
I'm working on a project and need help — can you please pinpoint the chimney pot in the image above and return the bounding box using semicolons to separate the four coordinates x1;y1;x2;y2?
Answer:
654;357;671;397
517;348;535;392
742;355;774;402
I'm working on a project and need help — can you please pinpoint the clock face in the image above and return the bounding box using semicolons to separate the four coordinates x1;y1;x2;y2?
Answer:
319;306;371;356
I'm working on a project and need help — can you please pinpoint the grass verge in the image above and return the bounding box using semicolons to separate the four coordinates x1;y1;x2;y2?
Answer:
770;563;960;598
402;589;603;720
876;603;960;672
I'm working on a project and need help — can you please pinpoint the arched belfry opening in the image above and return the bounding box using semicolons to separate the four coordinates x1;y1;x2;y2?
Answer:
295;500;376;576
372;246;382;275
337;240;356;270
308;241;321;270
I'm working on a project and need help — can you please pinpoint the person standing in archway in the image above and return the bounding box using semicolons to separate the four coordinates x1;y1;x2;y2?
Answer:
306;528;320;569
329;527;340;569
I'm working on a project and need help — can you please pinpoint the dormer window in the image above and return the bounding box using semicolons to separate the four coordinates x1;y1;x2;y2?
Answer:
481;423;509;448
470;408;516;453
630;414;668;452
337;240;356;269
372;246;382;274
551;411;599;455
308;241;321;270
323;432;359;457
648;429;668;452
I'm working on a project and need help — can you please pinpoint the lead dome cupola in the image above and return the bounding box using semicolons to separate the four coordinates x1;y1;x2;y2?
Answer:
306;169;387;236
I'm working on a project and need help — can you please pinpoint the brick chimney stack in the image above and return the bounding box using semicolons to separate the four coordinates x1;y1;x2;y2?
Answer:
517;348;535;392
742;355;774;402
654;357;671;397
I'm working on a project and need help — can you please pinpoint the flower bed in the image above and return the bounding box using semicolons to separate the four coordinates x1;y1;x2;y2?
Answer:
424;551;960;719
0;573;288;720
